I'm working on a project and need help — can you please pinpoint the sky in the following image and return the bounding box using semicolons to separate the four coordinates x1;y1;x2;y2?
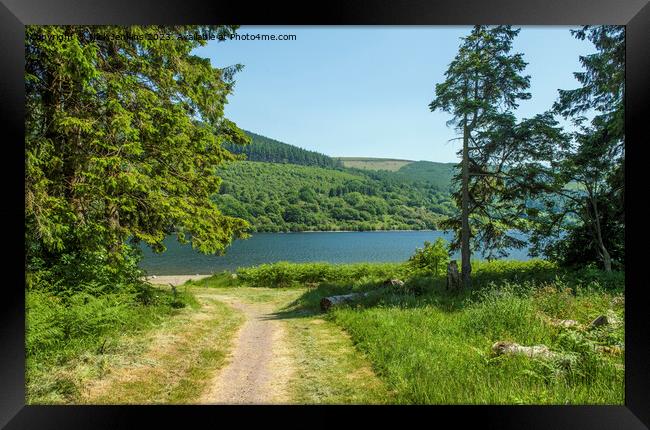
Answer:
194;26;596;163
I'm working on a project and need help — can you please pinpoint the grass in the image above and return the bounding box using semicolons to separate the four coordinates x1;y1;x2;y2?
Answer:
26;284;199;404
84;291;243;404
234;261;407;289
283;315;391;404
26;285;243;404
337;157;414;171
231;259;624;404
28;259;624;405
333;284;622;404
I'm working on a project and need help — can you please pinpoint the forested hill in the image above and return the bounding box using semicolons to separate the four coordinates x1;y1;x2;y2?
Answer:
215;131;459;232
222;130;342;168
215;161;455;232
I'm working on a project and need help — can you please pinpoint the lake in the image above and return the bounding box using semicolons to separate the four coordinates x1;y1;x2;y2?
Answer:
139;231;532;275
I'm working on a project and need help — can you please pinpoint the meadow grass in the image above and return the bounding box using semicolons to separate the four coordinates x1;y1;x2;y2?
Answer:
330;284;623;404
27;259;624;405
85;292;243;404
26;284;200;404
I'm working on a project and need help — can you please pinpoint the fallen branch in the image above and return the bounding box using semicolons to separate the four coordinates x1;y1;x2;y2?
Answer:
492;341;558;360
549;318;580;329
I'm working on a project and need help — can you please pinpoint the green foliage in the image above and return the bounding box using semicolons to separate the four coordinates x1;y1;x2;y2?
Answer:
527;26;625;271
25;25;250;297
235;261;407;288
391;161;456;191
26;284;197;403
430;25;570;267
24;25;248;403
214;161;454;232
407;238;450;276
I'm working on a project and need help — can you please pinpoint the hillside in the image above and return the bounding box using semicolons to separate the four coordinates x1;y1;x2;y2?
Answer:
390;161;457;191
215;161;455;232
222;131;342;168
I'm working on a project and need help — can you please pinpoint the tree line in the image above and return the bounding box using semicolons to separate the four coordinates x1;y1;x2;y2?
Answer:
24;25;623;297
222;130;343;168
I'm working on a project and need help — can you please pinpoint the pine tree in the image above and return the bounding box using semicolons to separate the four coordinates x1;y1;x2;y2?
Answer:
528;26;625;271
429;26;532;288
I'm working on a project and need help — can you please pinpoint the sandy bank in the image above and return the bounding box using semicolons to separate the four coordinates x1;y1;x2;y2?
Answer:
144;274;212;286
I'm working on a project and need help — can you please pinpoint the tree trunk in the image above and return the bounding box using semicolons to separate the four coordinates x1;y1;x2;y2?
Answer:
461;116;472;288
446;260;460;291
106;201;121;256
589;194;612;272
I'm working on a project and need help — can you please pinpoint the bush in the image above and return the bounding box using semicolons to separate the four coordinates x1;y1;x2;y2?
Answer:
236;261;407;288
407;238;449;277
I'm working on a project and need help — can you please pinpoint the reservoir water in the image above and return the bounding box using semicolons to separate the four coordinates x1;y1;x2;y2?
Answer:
140;230;532;275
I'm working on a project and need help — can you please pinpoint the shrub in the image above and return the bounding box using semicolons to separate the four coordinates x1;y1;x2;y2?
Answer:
407;238;449;277
236;261;406;288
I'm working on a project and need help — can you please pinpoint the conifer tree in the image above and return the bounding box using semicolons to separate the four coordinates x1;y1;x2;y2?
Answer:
430;26;532;288
25;25;250;287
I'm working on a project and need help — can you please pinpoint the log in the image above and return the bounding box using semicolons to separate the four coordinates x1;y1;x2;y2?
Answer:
492;341;558;360
320;292;370;312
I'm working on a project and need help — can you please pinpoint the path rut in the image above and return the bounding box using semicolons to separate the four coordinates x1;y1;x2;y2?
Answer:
199;296;294;404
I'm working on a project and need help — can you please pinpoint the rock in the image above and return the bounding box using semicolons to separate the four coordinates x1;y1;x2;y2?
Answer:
446;261;460;290
589;315;609;329
383;278;404;287
150;275;157;279
492;341;557;360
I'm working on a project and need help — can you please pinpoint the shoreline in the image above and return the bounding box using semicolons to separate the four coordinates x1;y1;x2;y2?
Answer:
253;229;441;234
145;274;212;286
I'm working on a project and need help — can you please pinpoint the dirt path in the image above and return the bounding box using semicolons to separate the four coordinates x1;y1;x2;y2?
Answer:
199;295;294;404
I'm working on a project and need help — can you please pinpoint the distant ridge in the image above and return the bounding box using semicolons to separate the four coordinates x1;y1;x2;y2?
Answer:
223;130;456;191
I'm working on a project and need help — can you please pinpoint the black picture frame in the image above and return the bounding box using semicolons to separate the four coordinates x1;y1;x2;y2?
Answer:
2;0;648;428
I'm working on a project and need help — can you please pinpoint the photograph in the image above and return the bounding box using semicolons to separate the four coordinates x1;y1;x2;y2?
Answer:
23;24;626;406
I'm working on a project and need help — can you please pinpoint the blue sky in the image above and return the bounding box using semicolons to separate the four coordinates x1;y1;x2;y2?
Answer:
194;26;596;163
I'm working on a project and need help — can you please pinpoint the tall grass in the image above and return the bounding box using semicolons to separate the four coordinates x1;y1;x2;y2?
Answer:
26;284;197;404
280;259;624;404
